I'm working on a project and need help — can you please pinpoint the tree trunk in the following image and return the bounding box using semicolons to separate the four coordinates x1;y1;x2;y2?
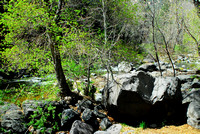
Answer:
50;42;71;98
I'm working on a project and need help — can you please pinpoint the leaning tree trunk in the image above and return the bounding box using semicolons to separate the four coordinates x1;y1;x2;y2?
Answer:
50;42;71;98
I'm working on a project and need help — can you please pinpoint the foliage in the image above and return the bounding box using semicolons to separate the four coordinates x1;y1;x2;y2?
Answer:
1;45;54;75
28;103;60;132
139;121;146;129
0;81;60;105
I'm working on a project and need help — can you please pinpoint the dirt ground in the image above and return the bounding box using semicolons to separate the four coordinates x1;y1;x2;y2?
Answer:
121;124;200;134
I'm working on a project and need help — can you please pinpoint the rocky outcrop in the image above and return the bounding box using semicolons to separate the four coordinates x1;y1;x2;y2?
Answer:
103;71;183;120
187;101;200;129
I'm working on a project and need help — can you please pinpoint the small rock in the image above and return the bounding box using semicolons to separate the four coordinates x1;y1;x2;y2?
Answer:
61;109;80;130
95;93;103;102
82;108;99;130
94;131;111;134
106;124;122;134
93;108;107;119
150;124;157;128
100;118;112;130
77;99;94;112
69;120;94;134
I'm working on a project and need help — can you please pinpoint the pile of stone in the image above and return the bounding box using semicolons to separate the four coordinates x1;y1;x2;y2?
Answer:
0;98;124;134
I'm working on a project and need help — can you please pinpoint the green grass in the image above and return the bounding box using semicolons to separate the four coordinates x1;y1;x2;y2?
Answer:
0;81;60;106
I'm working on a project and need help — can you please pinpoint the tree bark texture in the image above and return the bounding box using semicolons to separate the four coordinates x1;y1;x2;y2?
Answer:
50;42;71;98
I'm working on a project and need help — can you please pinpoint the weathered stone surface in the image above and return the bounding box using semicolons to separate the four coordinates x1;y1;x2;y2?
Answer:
100;117;112;130
81;108;94;122
137;63;158;72
69;120;94;134
81;108;99;130
22;100;69;121
106;124;122;134
94;124;122;134
22;100;49;120
94;131;111;134
177;75;194;84
182;89;200;104
118;61;134;73
187;101;200;129
1;110;27;133
0;103;21;118
93;107;107;119
61;109;80;130
77;99;94;112
103;71;182;119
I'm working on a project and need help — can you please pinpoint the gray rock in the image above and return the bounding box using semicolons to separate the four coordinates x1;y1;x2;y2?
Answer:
82;108;94;122
103;71;182;119
187;101;200;129
100;118;112;130
106;124;122;134
77;99;94;112
22;100;49;119
93;107;107;119
1;110;27;133
181;82;192;91
81;108;99;130
35;127;53;134
0;103;21;118
69;120;94;134
95;93;103;102
191;81;200;88
22;100;69;121
177;75;194;84
150;76;181;104
61;109;80;130
137;63;158;72
182;89;200;104
118;61;133;73
94;131;111;134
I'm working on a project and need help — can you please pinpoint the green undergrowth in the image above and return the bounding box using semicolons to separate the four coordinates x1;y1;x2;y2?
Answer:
0;82;60;106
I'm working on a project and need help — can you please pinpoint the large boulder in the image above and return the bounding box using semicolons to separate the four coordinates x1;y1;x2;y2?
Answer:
183;89;200;129
187;101;200;129
0;103;26;133
1;110;27;133
103;71;182;120
0;103;21;118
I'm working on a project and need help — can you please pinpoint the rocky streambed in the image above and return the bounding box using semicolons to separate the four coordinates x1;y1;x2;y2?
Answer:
1;56;200;133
